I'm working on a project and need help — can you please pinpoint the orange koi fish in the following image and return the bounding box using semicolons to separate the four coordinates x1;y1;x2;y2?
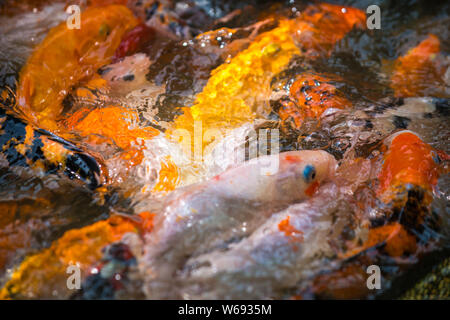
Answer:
15;5;138;129
279;74;352;130
0;211;154;299
390;34;447;97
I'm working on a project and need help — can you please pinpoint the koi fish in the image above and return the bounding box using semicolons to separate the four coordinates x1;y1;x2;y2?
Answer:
0;107;103;189
169;3;366;154
296;130;448;299
276;73;352;131
376;130;446;228
139;150;337;297
390;34;448;98
378;131;440;192
15;5;139;129
0;211;155;299
178;182;348;299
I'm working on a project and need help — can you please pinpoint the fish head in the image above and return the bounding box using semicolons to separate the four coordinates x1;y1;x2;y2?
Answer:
378;130;442;200
279;150;337;198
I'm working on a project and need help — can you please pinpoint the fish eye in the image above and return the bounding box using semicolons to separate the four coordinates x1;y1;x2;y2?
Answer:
303;164;316;183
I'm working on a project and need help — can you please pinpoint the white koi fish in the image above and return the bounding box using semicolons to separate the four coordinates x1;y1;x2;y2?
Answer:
139;150;337;297
178;183;353;299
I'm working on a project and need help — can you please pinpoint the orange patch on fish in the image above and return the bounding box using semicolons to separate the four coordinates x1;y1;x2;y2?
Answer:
278;215;304;249
283;154;302;163
65;106;160;167
344;222;417;258
305;181;320;197
134;211;156;235
151;158;180;194
39;136;70;165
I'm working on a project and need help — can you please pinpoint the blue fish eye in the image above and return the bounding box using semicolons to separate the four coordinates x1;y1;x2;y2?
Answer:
303;164;316;183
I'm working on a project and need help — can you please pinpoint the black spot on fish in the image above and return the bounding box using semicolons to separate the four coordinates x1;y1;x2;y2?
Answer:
0;114;28;166
370;216;387;228
61;94;75;114
71;273;115;300
3;147;27;167
301;85;311;93
123;74;135;82
393;115;411;129
25;132;45;162
0;114;26;146
97;66;112;76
